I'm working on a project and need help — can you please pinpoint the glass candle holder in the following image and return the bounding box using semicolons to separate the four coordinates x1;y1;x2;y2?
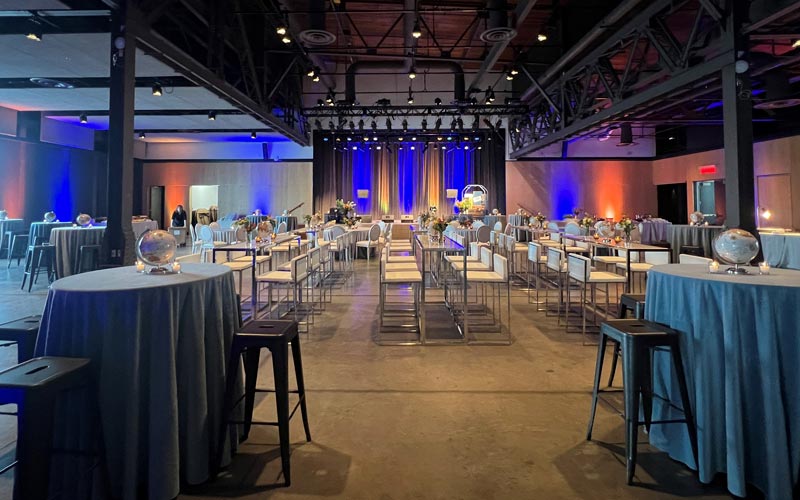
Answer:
758;261;770;275
708;260;720;273
172;261;181;273
135;260;145;273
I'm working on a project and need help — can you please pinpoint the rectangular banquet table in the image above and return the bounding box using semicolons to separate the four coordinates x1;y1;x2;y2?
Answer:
645;264;800;500
36;263;240;500
760;232;800;270
49;226;105;278
638;219;671;244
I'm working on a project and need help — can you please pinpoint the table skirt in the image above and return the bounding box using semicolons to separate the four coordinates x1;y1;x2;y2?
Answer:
645;267;800;499
36;264;241;500
761;233;800;270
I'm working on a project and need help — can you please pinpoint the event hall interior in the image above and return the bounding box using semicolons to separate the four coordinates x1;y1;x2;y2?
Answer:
0;0;798;499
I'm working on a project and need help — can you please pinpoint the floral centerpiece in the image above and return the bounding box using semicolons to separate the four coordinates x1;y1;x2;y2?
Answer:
579;214;595;230
303;214;313;226
418;212;432;228
529;212;547;228
343;216;358;228
454;198;473;214
616;215;635;243
234;217;258;242
336;199;356;214
430;217;448;239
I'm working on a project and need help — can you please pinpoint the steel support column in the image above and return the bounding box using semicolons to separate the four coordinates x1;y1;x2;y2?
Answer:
721;1;756;234
103;5;136;266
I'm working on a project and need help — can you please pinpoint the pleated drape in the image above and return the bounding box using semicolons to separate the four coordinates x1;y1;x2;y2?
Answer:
312;135;506;217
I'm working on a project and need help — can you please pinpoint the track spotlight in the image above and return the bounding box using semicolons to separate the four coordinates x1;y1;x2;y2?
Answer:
470;97;478;106
276;25;287;35
138;131;146;138
457;117;464;130
402;119;408;132
450;118;457;131
376;145;382;150
434;118;442;131
251;131;257;139
325;89;335;104
352;145;358;151
412;20;422;39
437;136;443;141
26;31;42;42
410;145;416;150
281;35;291;44
208;111;217;121
312;75;320;82
537;33;547;42
408;66;417;79
407;91;414;104
472;116;479;130
314;119;322;130
358;119;364;130
506;71;514;81
349;121;355;131
152;83;163;96
328;121;335;131
371;120;377;131
79;113;87;124
385;118;392;130
510;67;519;76
486;86;496;103
398;136;404;141
372;135;378;141
434;97;442;106
421;118;428;131
317;99;324;106
411;136;417;141
307;67;315;78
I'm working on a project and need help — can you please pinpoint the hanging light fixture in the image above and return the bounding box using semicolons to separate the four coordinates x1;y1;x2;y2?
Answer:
312;74;320;82
152;83;163;96
281;34;291;44
208;111;216;121
434;97;442;106
510;66;519;76
486;86;496;103
307;67;315;78
276;24;287;35
26;31;42;42
79;113;88;124
537;33;548;42
408;66;417;79
251;131;257;139
138;131;146;139
325;88;335;104
407;87;414;104
412;20;422;39
421;118;428;131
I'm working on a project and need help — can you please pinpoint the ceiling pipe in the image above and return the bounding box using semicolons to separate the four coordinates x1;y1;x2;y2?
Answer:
345;61;465;104
273;0;336;89
520;0;646;102
468;0;538;92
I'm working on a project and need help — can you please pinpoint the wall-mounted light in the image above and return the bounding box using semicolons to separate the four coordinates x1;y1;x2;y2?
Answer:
79;113;88;124
251;131;257;139
138;131;146;139
208;111;216;121
152;83;163;96
759;207;772;220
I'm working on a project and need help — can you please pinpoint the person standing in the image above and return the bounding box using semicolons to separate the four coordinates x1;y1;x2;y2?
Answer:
171;204;187;227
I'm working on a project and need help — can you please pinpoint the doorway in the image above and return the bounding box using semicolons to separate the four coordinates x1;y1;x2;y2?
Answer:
149;186;165;228
657;183;687;224
189;185;219;226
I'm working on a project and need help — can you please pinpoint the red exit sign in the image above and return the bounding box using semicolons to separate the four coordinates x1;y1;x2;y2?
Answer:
698;164;717;175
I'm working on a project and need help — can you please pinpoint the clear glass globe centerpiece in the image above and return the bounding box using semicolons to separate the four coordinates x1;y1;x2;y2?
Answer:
689;211;704;225
44;211;56;222
713;228;760;275
76;213;92;227
136;229;177;274
595;221;614;238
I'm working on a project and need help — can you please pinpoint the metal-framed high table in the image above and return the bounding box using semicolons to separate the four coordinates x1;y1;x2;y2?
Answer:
560;234;672;292
414;233;469;344
211;233;303;319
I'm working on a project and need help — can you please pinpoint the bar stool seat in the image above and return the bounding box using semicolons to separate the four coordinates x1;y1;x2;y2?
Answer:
0;316;41;363
216;320;310;486
21;244;55;291
587;320;698;485
0;357;92;500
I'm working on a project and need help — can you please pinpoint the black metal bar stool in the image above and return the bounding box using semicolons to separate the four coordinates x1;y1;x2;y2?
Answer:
216;320;311;486
21;244;54;291
77;244;102;274
6;233;28;269
0;357;92;500
587;319;698;485
0;316;41;363
607;294;646;387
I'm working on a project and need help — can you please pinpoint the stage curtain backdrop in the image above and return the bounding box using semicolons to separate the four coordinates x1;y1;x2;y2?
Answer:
313;137;505;218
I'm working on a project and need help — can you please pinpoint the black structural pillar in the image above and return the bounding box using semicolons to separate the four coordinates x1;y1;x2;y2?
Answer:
104;4;137;266
721;0;756;235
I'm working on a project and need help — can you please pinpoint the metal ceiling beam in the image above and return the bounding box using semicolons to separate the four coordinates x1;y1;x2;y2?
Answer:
467;0;539;91
129;7;309;145
743;0;800;34
0;14;111;35
303;103;528;118
0;76;195;89
510;51;734;158
44;109;246;116
135;128;274;133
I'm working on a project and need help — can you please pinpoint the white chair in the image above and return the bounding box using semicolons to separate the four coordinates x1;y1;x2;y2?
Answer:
615;251;669;292
377;251;423;344
449;243;492;272
566;253;626;341
473;220;485;229
527;241;548;308
198;225;228;262
504;233;528;281
276;221;288;234
189;224;203;254
355;224;381;263
493;221;503;232
209;221;221;231
222;259;253;298
564;222;581;236
255;253;310;329
679;253;713;265
545;246;568;323
462;252;511;344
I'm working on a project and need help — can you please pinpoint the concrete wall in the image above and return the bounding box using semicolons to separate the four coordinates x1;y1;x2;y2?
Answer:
141;161;313;229
506;159;656;220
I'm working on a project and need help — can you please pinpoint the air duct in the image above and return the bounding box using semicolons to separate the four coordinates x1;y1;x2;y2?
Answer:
480;0;516;43
345;61;465;104
299;0;336;46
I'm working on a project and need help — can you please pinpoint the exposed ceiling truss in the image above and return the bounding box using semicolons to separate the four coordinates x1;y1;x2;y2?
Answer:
510;0;800;158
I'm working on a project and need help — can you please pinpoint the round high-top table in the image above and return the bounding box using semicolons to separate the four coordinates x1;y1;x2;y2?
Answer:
645;264;800;500
761;232;800;270
36;263;240;500
666;224;724;260
29;221;72;243
49;226;105;278
131;219;158;238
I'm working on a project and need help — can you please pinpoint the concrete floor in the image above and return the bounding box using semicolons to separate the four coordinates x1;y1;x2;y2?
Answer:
0;250;747;500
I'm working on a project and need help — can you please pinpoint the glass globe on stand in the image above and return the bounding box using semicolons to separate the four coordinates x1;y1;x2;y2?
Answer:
136;229;178;274
713;229;760;275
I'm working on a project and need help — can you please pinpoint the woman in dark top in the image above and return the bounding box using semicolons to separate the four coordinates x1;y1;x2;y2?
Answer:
171;205;187;227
